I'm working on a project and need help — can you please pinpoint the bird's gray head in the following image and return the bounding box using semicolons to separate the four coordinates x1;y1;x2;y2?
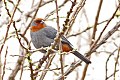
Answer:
30;18;46;32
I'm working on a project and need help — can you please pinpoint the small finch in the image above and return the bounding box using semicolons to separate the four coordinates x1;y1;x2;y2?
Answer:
30;18;91;64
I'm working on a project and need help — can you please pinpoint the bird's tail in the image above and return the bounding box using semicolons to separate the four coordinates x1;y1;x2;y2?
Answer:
72;51;91;64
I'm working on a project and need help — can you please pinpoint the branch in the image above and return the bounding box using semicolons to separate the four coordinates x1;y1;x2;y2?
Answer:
3;0;11;17
113;47;120;80
2;46;8;80
91;0;103;44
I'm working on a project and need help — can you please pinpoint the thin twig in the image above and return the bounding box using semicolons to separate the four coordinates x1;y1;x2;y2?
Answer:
59;53;64;80
55;0;60;31
2;46;8;80
3;0;11;17
19;60;24;80
113;47;120;80
91;0;103;45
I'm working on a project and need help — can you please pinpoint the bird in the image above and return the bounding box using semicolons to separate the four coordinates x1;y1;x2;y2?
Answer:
30;18;91;64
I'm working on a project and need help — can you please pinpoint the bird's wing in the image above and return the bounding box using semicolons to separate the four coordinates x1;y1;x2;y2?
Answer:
43;26;57;39
43;26;73;48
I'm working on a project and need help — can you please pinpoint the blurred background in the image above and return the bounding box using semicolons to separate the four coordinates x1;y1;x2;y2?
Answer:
0;0;120;80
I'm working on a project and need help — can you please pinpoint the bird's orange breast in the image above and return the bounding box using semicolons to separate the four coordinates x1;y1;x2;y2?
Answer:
30;23;45;32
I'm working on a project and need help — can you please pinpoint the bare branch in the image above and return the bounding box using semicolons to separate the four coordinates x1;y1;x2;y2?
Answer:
91;0;103;45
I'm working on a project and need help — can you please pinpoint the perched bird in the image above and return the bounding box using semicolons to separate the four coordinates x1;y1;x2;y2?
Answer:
30;18;91;64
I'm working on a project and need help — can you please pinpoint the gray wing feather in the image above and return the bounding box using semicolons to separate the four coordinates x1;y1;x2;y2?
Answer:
44;26;73;47
43;26;57;39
